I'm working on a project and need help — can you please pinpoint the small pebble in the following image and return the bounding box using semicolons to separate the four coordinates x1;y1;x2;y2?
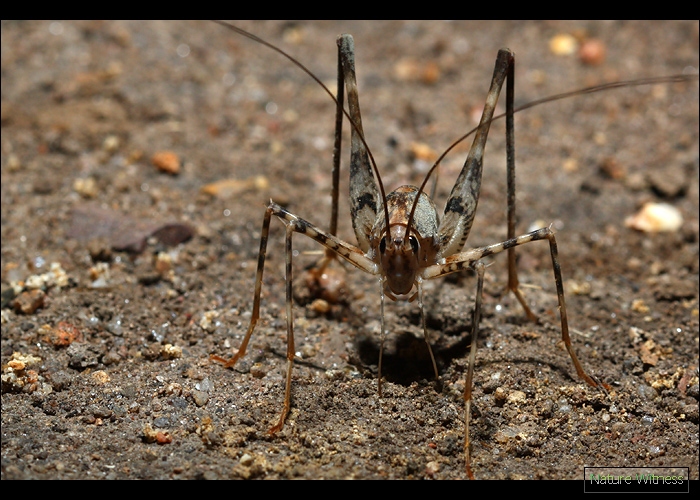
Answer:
579;39;606;65
507;390;527;404
151;151;180;175
12;289;45;314
200;176;269;199
103;135;120;152
494;387;507;405
549;33;578;56
73;177;98;198
191;390;209;407
625;202;683;233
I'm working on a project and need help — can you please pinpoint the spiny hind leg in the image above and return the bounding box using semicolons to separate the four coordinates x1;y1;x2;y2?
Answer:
502;49;538;323
303;34;374;306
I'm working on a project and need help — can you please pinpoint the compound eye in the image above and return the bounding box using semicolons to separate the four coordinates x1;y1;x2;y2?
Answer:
379;236;387;254
408;235;419;254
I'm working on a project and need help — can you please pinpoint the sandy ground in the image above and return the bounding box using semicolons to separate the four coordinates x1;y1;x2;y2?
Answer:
1;20;698;480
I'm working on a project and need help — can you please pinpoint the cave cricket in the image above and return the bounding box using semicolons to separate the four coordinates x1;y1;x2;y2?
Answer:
209;21;697;478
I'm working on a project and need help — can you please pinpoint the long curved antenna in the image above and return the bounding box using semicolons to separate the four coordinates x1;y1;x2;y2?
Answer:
404;72;699;242
212;21;392;243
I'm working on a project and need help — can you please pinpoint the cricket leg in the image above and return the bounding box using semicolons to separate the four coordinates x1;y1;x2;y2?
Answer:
417;280;440;382
213;201;379;433
210;204;274;369
464;261;485;480
425;226;602;389
503;53;538;322
269;222;297;434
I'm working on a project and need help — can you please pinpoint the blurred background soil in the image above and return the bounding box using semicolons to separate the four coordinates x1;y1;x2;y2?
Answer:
1;20;698;480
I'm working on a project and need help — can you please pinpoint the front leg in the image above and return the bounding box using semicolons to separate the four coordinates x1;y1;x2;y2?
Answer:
423;226;602;478
212;200;379;434
423;225;601;388
212;201;379;373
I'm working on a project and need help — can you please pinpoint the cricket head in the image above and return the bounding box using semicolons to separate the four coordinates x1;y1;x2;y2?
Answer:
374;186;440;298
380;224;421;296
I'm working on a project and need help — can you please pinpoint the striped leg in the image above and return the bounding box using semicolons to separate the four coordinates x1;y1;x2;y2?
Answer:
464;261;485;480
423;226;601;476
212;201;378;434
424;225;599;387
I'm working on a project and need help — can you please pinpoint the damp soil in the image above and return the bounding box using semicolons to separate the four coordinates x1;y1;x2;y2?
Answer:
1;20;698;480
